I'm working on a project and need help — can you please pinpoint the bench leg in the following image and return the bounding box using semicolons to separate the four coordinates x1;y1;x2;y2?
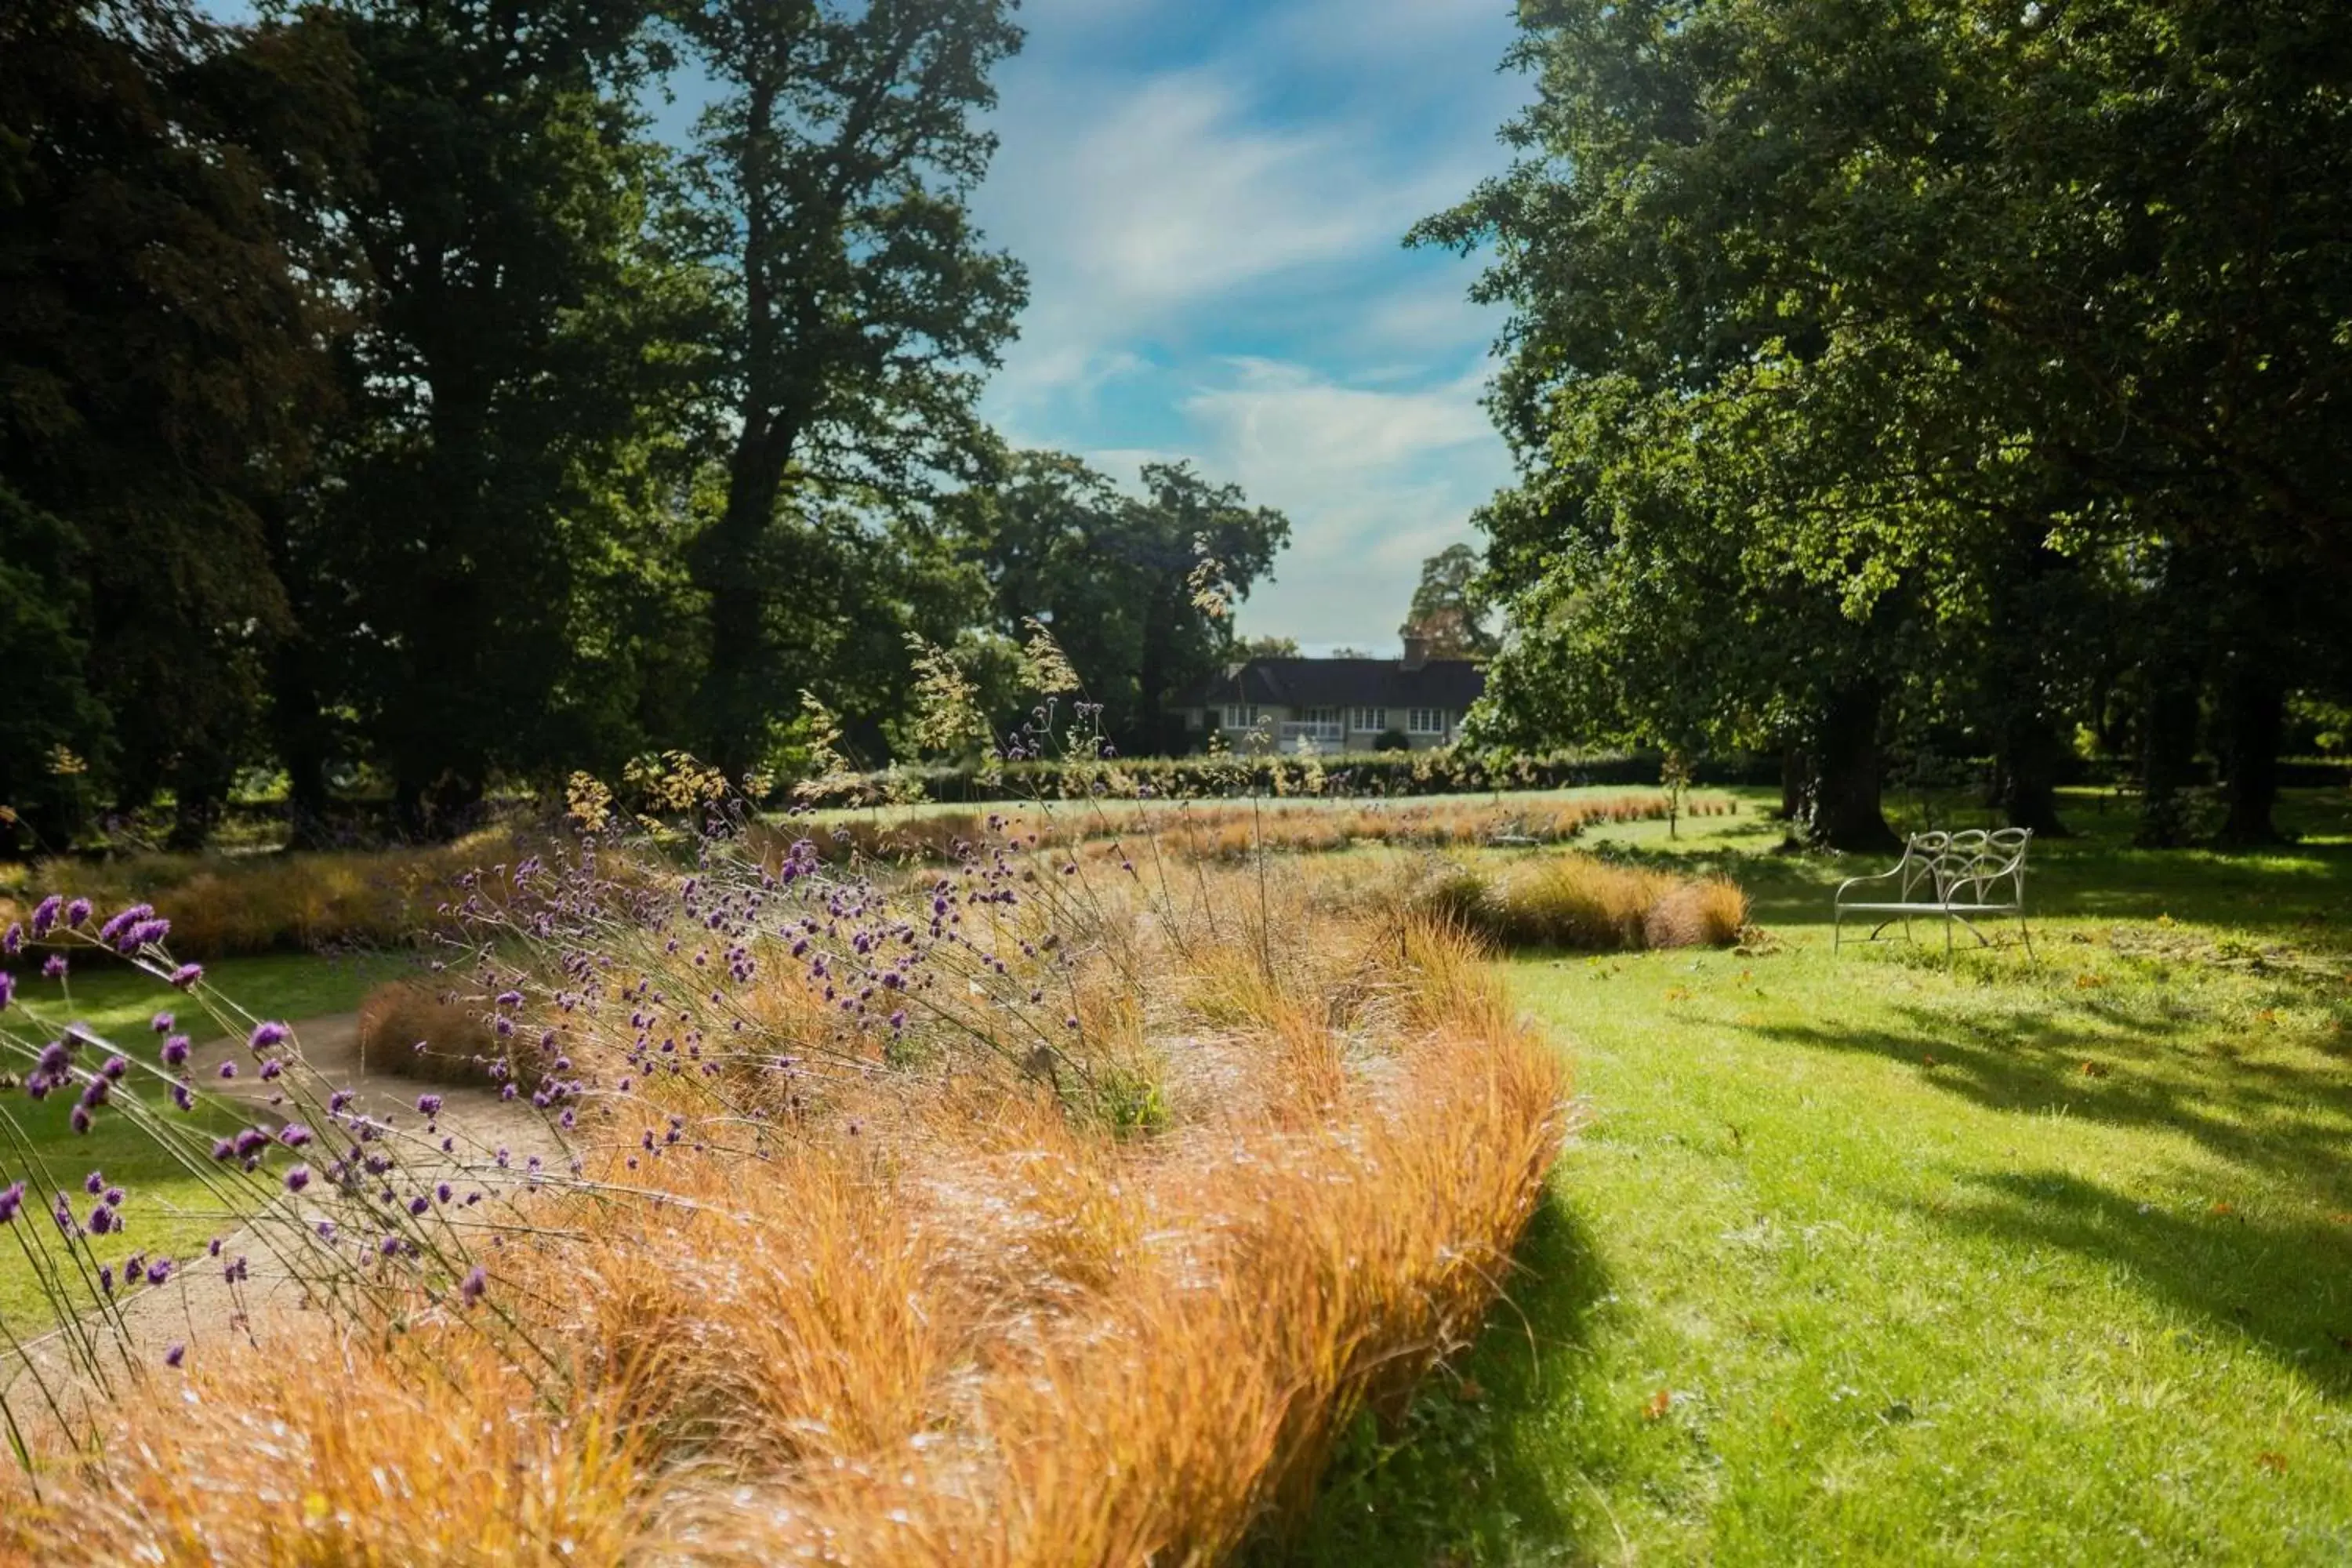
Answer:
2019;916;2036;964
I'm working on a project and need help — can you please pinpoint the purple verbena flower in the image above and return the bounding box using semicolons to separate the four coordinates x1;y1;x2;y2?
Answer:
285;1166;311;1193
42;955;66;981
0;1181;23;1224
63;898;91;929
459;1265;487;1305
168;963;203;990
165;1343;185;1368
151;1011;174;1034
162;1035;190;1067
249;1022;289;1054
416;1094;443;1117
2;924;19;956
28;896;61;939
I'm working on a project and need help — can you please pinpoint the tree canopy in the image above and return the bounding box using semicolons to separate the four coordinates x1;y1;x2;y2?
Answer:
1421;0;2352;848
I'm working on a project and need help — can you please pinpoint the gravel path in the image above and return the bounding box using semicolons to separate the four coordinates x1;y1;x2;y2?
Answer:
3;1013;564;1431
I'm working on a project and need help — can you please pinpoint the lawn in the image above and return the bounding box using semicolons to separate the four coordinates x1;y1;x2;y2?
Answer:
0;951;410;1327
1287;786;2352;1565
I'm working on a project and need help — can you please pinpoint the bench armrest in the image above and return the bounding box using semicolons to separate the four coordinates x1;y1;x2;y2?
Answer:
1834;867;1904;905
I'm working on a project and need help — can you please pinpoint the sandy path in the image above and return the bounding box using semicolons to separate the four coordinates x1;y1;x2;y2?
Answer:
3;1013;567;1426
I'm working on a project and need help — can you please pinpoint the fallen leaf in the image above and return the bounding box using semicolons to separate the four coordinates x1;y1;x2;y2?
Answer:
1454;1377;1485;1405
2328;1212;2352;1226
1733;1012;1763;1026
2209;1200;2237;1218
2074;972;2107;989
1642;1388;1672;1421
2081;1060;2111;1079
2257;1451;2288;1475
1665;986;1693;1003
2256;1008;2281;1026
1921;1054;1940;1068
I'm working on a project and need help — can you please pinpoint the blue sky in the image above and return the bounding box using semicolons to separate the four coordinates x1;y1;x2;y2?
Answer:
963;0;1528;652
212;0;1530;652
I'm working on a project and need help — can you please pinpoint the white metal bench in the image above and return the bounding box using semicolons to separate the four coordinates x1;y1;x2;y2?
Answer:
1834;828;2034;958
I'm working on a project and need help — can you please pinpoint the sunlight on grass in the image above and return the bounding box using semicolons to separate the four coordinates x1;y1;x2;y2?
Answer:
1288;788;2352;1566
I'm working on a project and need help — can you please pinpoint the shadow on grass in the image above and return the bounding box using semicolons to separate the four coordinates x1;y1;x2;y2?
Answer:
1261;1191;1611;1566
1758;980;2352;1178
1580;786;2352;941
1926;1168;2352;1399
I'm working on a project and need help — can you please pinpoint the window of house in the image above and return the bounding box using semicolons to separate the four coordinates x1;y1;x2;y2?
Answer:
1351;706;1386;732
1299;706;1340;734
1406;708;1448;735
1221;704;1260;729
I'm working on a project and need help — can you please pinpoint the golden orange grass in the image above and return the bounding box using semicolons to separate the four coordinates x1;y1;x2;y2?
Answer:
3;878;1567;1566
1;1332;649;1566
0;831;539;959
356;975;506;1087
677;920;1567;1566
1410;852;1748;952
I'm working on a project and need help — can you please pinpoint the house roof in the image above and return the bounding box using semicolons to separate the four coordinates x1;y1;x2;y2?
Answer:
1185;657;1485;712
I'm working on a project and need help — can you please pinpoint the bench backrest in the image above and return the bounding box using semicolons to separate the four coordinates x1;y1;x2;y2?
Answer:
1895;828;2031;908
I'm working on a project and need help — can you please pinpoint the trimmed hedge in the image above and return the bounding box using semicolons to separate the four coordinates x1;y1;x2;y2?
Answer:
818;749;1786;805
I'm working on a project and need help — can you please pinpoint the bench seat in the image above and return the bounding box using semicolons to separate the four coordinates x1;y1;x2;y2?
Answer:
1834;828;2034;958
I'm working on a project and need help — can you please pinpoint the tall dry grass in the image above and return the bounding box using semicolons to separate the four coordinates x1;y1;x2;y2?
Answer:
0;855;1570;1567
0;831;539;958
1385;852;1748;952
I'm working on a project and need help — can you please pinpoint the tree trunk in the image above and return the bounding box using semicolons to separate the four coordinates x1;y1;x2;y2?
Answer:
1804;684;1898;852
2135;659;2202;848
699;441;786;782
1994;709;2071;837
1778;742;1806;821
2214;666;2285;846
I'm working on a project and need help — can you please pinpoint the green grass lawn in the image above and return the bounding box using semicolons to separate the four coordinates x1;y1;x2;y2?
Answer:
0;951;408;1328
1285;786;2352;1565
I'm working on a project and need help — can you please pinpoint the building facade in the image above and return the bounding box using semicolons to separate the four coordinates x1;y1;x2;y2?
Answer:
1180;638;1484;754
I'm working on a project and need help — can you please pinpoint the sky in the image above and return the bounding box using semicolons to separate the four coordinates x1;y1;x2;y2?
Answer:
211;0;1533;654
957;0;1530;654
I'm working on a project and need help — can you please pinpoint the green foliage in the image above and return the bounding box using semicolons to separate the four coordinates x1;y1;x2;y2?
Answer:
966;450;1293;757
1423;0;2352;851
1401;542;1494;658
0;0;347;847
677;0;1029;778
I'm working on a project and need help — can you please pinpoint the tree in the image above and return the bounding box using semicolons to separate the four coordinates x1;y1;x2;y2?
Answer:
1400;543;1495;658
0;0;352;849
1238;636;1300;659
264;0;713;836
968;452;1292;757
1421;0;2351;849
673;0;1028;779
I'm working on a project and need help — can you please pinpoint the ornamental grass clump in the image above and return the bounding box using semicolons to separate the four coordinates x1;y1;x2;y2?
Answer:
0;649;1610;1563
0;829;544;958
1401;851;1749;952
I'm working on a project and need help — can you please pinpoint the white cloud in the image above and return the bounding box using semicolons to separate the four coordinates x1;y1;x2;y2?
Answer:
1180;358;1510;644
965;0;1531;643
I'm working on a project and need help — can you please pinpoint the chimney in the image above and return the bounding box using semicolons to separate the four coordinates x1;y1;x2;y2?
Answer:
1400;634;1428;672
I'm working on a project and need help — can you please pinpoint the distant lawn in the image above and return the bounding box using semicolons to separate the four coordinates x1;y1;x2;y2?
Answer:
0;951;407;1330
1285;788;2352;1565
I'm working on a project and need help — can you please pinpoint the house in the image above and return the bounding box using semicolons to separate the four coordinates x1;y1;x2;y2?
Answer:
1181;637;1484;753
